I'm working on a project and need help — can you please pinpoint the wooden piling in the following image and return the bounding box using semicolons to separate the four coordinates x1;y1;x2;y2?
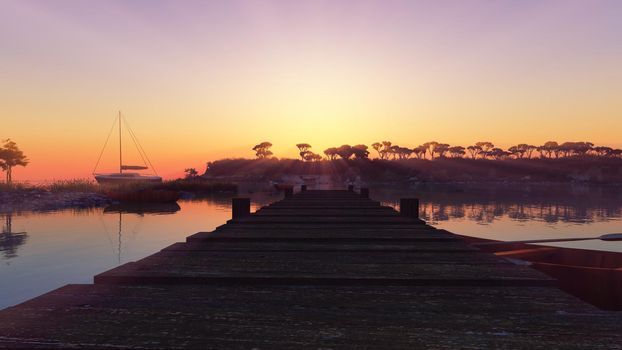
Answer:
231;198;250;220
400;198;419;218
360;187;369;198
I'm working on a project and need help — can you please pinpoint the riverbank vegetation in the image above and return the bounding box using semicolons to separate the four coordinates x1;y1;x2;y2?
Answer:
204;156;622;184
0;178;237;212
212;140;621;184
0;178;237;194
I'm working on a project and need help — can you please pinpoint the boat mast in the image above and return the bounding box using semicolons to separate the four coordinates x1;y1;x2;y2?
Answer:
118;111;122;174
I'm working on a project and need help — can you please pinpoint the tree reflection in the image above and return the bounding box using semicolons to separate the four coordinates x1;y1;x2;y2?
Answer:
418;201;622;225
0;214;28;259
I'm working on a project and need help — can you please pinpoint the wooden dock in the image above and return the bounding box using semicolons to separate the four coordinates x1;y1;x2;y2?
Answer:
1;189;621;349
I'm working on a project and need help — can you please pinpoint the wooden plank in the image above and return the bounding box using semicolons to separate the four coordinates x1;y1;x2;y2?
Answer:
94;251;554;286
187;231;459;242
163;241;477;252
229;216;425;224
187;225;472;242
254;209;398;217
216;223;434;230
1;284;619;349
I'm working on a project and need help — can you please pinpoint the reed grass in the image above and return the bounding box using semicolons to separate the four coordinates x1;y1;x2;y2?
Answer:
0;182;32;192
0;178;237;194
48;179;100;193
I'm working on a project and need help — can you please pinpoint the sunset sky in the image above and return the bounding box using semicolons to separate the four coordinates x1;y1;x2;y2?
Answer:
1;0;621;181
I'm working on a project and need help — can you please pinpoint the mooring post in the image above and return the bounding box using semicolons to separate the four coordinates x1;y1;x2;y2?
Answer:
400;198;419;218
360;188;369;198
284;187;294;198
301;185;307;192
232;198;251;220
347;185;354;191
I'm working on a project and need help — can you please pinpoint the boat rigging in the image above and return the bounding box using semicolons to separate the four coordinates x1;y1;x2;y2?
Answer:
93;111;162;184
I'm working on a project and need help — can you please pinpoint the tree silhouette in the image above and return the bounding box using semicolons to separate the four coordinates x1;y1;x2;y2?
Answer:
490;147;510;160
371;142;383;159
296;143;312;160
323;147;338;160
523;144;537;159
252;142;273;159
448;146;465;158
557;142;592;157
593;146;613;157
466;145;481;159
0;139;29;184
352;144;370;159
412;145;427;159
395;146;413;159
509;144;537;159
475;142;494;159
184;168;199;179
433;143;450;158
538;141;559;159
422;141;439;159
302;151;322;162
390;146;400;159
335;145;354;160
249;139;619;162
380;141;392;159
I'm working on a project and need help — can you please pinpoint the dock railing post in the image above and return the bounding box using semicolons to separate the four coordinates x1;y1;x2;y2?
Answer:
284;187;294;198
301;185;307;192
400;198;419;218
347;185;354;191
360;188;369;198
232;198;251;220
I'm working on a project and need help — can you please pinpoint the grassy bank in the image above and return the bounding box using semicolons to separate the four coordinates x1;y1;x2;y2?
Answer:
0;178;237;194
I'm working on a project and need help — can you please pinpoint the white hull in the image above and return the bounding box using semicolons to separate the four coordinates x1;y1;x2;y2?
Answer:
94;173;162;184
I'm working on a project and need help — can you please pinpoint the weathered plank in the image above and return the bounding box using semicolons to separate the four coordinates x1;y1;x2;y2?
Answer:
228;216;425;224
94;250;554;286
189;226;456;241
0;284;620;349
254;208;399;216
167;241;473;252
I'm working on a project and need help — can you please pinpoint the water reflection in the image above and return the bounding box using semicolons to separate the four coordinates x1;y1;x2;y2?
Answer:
100;203;182;264
415;202;622;225
0;214;28;259
374;184;622;226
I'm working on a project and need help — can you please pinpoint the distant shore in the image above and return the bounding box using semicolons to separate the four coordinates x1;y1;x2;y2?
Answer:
203;157;622;185
0;189;111;213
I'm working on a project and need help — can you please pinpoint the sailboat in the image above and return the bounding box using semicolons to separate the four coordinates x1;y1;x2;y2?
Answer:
93;111;163;184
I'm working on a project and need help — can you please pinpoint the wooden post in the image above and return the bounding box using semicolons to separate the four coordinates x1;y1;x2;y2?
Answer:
347;185;354;191
360;188;369;198
232;198;250;220
284;187;294;198
400;198;419;218
301;185;307;192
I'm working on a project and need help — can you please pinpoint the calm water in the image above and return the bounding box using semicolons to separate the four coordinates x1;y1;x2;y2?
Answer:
2;185;622;309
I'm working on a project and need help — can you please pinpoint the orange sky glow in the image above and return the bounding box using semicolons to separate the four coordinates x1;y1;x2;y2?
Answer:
1;0;621;181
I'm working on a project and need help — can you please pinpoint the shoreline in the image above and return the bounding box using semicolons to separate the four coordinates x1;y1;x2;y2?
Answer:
0;189;112;213
3;180;622;214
